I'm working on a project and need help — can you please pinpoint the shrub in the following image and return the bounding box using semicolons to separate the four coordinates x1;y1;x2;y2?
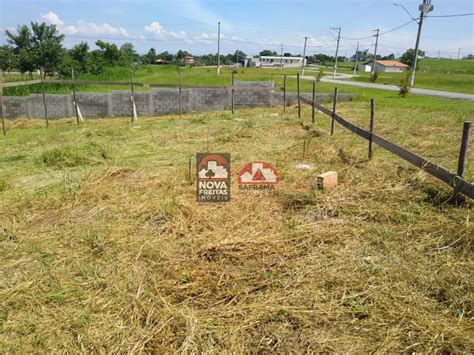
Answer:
399;70;412;97
316;70;324;83
370;72;379;83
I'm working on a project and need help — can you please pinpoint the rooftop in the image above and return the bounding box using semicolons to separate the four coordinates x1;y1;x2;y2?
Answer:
376;60;409;67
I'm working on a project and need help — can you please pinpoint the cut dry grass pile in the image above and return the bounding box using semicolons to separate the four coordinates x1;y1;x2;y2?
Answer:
0;101;473;352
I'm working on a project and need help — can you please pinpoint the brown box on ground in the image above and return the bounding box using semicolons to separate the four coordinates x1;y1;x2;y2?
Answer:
316;171;338;189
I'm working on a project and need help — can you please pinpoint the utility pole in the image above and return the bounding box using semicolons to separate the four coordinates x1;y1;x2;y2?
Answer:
437;50;440;59
353;41;359;76
301;36;309;76
217;21;221;76
330;27;341;79
280;43;284;69
409;0;434;87
457;48;461;60
371;29;380;79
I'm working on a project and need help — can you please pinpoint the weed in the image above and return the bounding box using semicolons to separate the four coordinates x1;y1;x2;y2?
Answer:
40;142;111;168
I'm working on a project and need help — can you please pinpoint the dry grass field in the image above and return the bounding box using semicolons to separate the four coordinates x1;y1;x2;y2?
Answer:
1;94;473;352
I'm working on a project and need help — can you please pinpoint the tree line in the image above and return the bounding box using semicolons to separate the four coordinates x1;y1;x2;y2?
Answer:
0;22;252;78
1;21;460;79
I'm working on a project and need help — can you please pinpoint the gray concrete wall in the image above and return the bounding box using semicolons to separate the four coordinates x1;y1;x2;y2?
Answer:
2;88;352;119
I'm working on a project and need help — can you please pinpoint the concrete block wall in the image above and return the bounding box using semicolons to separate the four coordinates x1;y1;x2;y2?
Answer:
2;87;352;119
3;96;28;119
151;89;187;115
190;88;229;112
75;92;108;118
234;80;274;88
234;88;272;108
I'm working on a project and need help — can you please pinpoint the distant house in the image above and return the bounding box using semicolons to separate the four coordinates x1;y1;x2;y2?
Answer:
373;60;408;72
246;56;306;69
155;58;170;65
357;60;408;73
184;56;195;65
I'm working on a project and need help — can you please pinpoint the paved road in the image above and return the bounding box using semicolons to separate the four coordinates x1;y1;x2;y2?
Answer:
304;76;474;101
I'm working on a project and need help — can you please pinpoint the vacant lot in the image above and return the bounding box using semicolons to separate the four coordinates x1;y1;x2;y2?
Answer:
1;91;473;352
5;58;474;97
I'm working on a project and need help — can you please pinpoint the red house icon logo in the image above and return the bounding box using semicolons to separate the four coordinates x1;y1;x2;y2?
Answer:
238;161;279;190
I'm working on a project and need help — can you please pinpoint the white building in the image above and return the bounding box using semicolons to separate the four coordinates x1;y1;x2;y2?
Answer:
357;63;372;72
247;56;306;68
358;60;408;73
374;60;409;73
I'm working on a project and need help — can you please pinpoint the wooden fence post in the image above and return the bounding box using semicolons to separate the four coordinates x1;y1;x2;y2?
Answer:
71;67;80;125
130;70;136;122
40;68;49;127
283;74;287;114
331;87;338;135
457;121;472;177
311;81;316;124
188;157;192;181
369;98;375;159
231;71;235;115
178;67;182;119
297;73;301;119
0;86;5;136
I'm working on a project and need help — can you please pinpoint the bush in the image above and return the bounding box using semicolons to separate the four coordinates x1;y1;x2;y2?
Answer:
316;70;324;83
370;72;379;83
399;70;412;97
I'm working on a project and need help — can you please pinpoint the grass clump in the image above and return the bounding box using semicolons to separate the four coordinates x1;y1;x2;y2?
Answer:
40;142;111;168
0;178;8;192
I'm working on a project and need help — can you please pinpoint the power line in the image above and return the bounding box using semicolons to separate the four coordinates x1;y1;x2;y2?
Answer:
426;13;474;18
341;19;415;41
379;20;415;35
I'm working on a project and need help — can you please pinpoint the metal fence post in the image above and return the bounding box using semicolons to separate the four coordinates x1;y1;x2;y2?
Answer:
283;74;287;114
331;87;338;135
369;98;375;159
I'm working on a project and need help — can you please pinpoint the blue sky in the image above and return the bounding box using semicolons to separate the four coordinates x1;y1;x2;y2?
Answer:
1;0;473;57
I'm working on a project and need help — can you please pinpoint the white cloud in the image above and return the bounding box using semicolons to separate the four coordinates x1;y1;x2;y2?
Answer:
41;12;64;26
144;22;186;40
40;11;128;37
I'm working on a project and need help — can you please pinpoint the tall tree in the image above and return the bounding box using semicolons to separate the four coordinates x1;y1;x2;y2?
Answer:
0;45;17;73
70;42;90;71
400;48;425;67
232;50;246;64
145;47;157;64
30;22;65;77
259;50;278;56
95;40;121;64
120;42;137;65
5;25;35;75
